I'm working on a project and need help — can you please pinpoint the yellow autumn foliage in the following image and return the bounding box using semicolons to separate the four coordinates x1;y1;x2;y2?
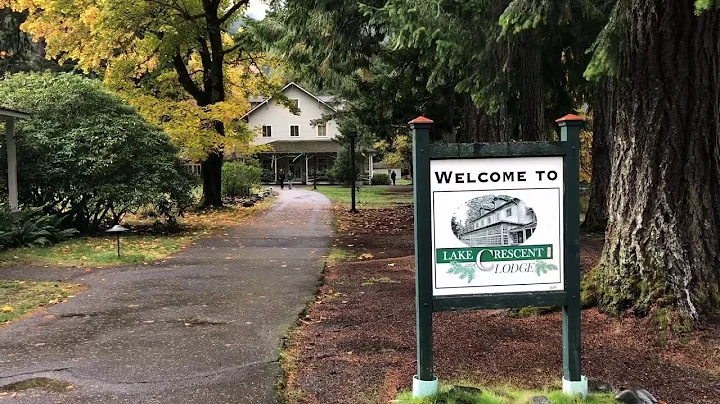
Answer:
9;0;283;162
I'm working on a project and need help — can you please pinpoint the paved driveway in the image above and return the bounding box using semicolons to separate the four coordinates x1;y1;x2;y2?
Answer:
0;189;332;403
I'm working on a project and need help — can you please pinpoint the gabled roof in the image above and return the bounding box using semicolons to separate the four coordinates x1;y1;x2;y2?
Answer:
241;82;337;119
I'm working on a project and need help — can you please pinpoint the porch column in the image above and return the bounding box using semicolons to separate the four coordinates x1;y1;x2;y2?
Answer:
273;154;278;183
5;118;18;211
369;153;374;180
305;154;309;184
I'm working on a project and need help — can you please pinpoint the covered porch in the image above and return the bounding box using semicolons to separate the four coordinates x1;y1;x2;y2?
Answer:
258;140;375;185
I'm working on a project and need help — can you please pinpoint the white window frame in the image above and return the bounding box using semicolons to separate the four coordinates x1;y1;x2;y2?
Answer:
289;125;300;137
317;123;327;137
262;125;272;138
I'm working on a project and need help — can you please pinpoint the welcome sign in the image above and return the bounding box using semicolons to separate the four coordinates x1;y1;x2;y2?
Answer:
430;156;564;296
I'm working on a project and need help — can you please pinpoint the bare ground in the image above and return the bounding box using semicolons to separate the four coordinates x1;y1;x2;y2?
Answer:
282;205;720;404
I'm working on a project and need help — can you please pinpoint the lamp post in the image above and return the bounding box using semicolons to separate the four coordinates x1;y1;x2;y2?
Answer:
106;224;130;258
348;131;359;213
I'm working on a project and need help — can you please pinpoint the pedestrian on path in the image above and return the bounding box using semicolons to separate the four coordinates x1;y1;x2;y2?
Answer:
287;170;294;189
390;171;397;186
279;169;286;190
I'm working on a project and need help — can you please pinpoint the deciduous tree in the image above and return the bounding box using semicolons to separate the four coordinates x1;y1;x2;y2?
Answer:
10;0;285;207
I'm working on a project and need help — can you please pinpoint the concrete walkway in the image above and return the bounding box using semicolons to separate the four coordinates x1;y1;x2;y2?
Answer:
0;189;332;403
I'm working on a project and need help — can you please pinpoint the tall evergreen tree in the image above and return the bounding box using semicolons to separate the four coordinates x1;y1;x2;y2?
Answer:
584;0;720;322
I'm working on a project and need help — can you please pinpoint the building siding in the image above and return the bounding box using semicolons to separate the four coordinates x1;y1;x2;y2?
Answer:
248;86;339;145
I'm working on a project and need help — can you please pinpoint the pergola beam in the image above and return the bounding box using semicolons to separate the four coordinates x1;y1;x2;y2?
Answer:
1;108;30;212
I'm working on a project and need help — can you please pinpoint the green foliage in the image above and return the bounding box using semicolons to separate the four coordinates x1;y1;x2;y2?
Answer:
312;185;413;207
371;173;391;185
395;383;617;404
695;0;719;14
448;261;476;283
0;72;194;232
329;148;362;186
0;209;77;249
221;162;262;199
376;133;413;174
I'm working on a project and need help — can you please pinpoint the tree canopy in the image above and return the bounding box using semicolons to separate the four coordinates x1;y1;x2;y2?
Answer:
8;0;289;206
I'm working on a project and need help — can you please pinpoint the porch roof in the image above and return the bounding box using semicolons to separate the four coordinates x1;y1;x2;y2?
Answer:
263;140;343;154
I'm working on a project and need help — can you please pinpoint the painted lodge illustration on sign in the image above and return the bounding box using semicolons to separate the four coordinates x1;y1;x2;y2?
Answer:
452;195;537;247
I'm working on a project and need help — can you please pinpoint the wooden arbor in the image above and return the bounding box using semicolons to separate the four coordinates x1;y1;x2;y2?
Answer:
0;107;30;211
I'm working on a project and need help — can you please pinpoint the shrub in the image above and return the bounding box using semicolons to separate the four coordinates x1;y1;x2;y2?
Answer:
222;162;262;199
260;169;275;184
371;173;391;185
329;149;362;185
0;72;194;232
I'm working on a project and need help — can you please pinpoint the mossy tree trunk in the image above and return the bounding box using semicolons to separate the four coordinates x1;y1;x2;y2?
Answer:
591;1;720;321
582;78;615;232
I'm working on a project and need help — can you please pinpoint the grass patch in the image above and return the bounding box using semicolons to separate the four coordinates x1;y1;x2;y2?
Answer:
361;276;400;286
310;185;413;207
396;384;616;404
1;280;85;324
0;199;274;268
326;246;354;265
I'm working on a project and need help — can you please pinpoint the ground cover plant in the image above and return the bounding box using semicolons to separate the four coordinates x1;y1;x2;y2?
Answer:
0;199;274;268
396;384;616;404
280;203;720;404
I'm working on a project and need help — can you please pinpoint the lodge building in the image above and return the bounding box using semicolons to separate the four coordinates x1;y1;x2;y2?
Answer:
459;196;537;246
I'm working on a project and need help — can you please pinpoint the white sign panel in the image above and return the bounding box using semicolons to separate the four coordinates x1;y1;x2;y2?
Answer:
430;157;564;296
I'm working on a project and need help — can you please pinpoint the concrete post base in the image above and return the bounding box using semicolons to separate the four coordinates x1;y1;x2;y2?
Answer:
412;375;439;398
562;375;588;398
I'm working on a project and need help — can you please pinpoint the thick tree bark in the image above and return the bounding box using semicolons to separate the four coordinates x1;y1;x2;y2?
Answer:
457;96;509;143
171;6;228;208
518;33;545;141
200;150;223;207
582;78;615;232
590;1;720;321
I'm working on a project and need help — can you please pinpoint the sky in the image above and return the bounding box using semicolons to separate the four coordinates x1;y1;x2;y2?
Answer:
246;0;269;20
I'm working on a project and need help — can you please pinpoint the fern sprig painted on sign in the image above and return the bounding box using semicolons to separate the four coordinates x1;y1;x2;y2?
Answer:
535;260;559;276
448;261;476;284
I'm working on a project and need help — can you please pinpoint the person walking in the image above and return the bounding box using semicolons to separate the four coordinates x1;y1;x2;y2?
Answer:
279;169;285;190
390;170;397;186
287;170;294;189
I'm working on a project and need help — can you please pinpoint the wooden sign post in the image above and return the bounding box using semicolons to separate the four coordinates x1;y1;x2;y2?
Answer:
410;115;586;398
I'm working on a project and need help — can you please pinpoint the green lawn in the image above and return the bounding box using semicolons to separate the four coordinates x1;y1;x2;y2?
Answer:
0;234;197;268
396;384;616;404
1;280;84;324
0;199;274;268
309;185;414;207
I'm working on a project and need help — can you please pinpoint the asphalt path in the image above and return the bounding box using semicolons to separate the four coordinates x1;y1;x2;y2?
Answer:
0;189;332;403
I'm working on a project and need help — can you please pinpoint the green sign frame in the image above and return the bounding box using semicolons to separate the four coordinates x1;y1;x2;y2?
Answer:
410;115;585;396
